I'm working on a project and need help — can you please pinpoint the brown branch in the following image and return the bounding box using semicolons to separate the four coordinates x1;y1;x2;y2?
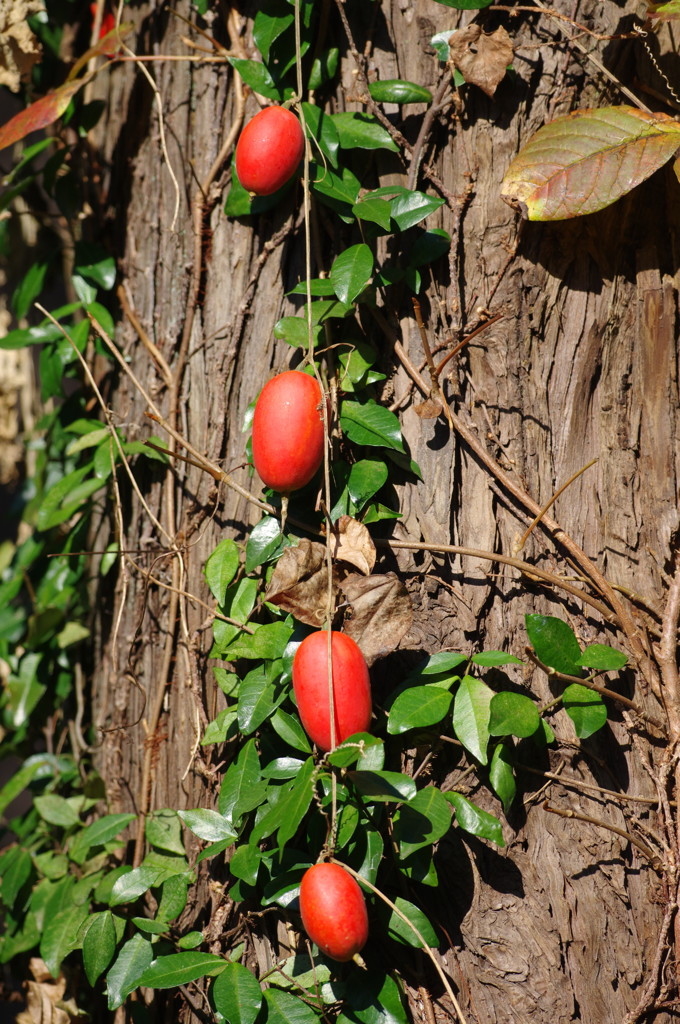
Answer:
658;558;680;742
407;72;452;191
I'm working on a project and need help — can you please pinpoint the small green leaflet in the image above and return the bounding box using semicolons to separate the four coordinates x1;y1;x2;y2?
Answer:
383;896;438;948
563;684;608;739
452;675;493;765
205;538;240;606
369;79;433;104
488;692;540;738
489;741;516;811
445;792;505;846
340;400;405;452
393;786;452;856
106;934;154;1010
577;644;628;671
525;614;583;677
83;911;116;985
387;685;453;734
331;111;399;152
264;988;321;1024
178;808;237;843
228;58;282;101
138;952;227;989
212;961;263;1024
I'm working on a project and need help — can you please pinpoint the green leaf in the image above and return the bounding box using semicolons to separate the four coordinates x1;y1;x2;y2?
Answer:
245;516;285;573
352;195;393;231
390;191;445;231
178;808;237;843
310;162;361;208
501;105;680;220
337;970;409;1024
308;47;339;90
384;897;438;948
330;244;374;304
69;812;136;865
452;675;493;764
369;79;433;104
205;539;240;606
387;686;453;734
326;734;384;769
13;261;48;319
228;58;282;101
1;847;32;906
563;684;608;738
41;902;91;977
157;874;190;924
301;102;339;169
470;650;523;667
264;988;321;1024
273;315;323;349
224;621;293;661
408;228;451;267
146;808;186;855
74;241;116;290
56;620;90;648
212;961;263;1024
332;112;399;152
178;931;204;949
137;952;226;989
287;278;336;297
202;709;238;745
346;770;417;802
445;792;505;846
393;786;451;856
341;399;405;452
577;644;628;671
34;793;80;828
237;662;278;734
219;738;264;822
83;911;116;985
106;935;154;1009
276;757;315;847
253;7;294;61
271;709;312;753
229;842;262;885
488;692;540;738
109;865;162;906
489;741;516;812
525;614;583;677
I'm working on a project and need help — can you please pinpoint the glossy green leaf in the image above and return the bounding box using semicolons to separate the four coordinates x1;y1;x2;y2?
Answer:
385;897;438;948
352;195;393;230
408;228;451;267
445;792;505;846
326;734;384;768
418;651;468;676
471;650;523;667
337;969;409;1024
330;244;374;304
1;847;32;906
202;709;238;746
41;901;90;977
271;708;312;753
146;808;186;855
453;674;493;764
577;644;628;671
228;58;282;101
74;241;116;290
563;684;608;738
500;106;680;220
138;952;226;989
253;8;293;61
83;911;116;985
69;812;135;865
310;162;361;207
276;758;316;846
489;741;516;811
205;539;240;606
177;931;203;950
369;79;433;104
332;112;399;152
219;738;263;821
156;874;190;923
225;621;293;661
390;191;445;231
287;278;336;297
106;935;154;1010
178;809;237;843
301;102;339;168
237;663;278;734
264;988;321;1024
346;770;416;802
488;692;540;738
109;865;162;906
525;614;583;677
387;686;453;734
273;315;323;348
229;842;262;885
341;400;405;452
394;786;451;856
245;516;286;572
212;961;263;1024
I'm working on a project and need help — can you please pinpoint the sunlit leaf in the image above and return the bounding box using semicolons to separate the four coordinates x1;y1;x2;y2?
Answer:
501;106;680;220
452;675;493;764
330;244;374;304
525;614;582;677
577;644;628;672
212;962;263;1024
445;792;505;846
369;79;432;104
0;80;86;155
563;684;608;738
137;952;226;988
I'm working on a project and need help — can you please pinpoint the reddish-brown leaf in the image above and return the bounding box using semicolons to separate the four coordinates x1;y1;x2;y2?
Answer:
0;80;85;154
449;25;513;98
265;539;340;627
500;105;680;220
340;573;413;666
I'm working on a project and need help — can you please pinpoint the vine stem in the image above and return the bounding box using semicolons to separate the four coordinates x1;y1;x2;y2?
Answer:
331;859;469;1024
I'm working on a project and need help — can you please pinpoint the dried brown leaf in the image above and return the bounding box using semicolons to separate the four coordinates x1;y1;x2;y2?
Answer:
0;0;44;93
414;397;443;420
265;539;338;627
330;515;376;575
16;959;75;1024
449;25;513;99
340;572;413;666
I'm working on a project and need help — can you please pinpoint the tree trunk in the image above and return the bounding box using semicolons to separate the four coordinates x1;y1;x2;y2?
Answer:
91;1;679;1021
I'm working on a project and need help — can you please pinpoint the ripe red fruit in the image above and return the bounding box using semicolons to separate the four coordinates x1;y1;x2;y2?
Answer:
299;863;369;962
235;106;305;196
251;371;325;493
292;631;371;752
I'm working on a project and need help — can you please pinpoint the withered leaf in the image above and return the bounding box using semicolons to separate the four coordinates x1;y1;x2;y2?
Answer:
331;515;376;575
265;539;338;627
340;572;413;666
449;25;513;99
414;397;443;420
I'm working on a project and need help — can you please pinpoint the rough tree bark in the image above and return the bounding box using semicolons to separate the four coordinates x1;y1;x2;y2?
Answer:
90;1;679;1021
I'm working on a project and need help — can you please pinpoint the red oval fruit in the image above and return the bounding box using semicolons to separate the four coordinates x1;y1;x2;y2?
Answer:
292;631;371;752
299;863;369;962
235;106;305;196
251;371;325;493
